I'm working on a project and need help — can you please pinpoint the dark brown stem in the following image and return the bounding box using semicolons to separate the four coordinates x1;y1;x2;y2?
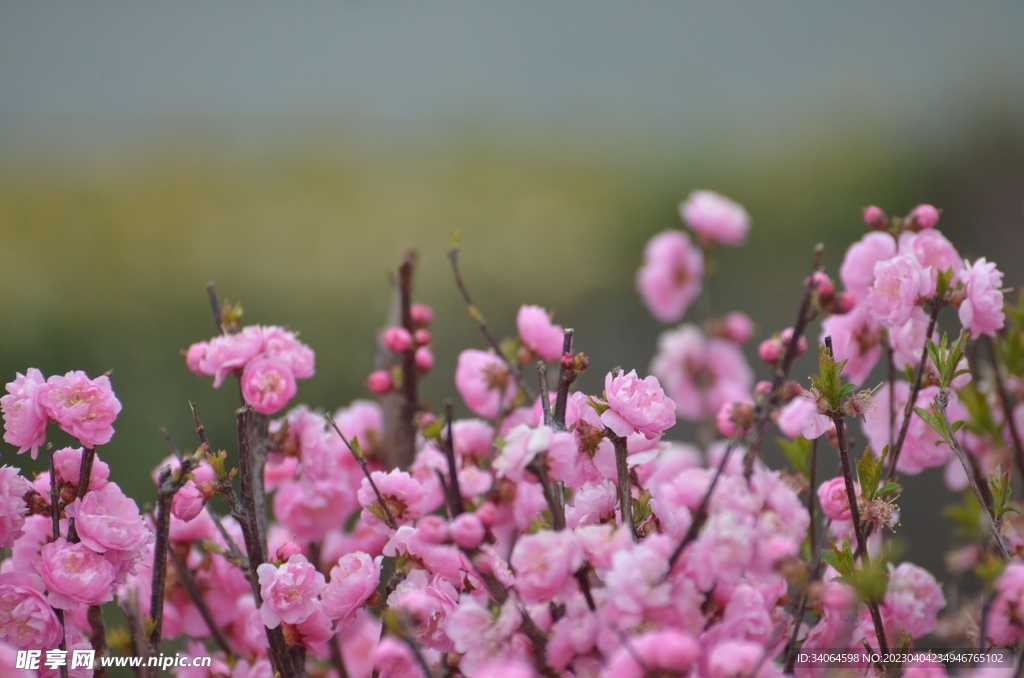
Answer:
234;406;298;678
88;605;109;678
744;245;823;476
66;447;96;542
206;282;225;335
447;246;534;400
886;304;941;481
552;330;575;430
119;594;148;678
537;362;552;427
147;473;172;653
441;401;464;518
326;415;398;530
166;544;233;656
989;337;1024;483
608;432;636;541
784;519;833;672
667;439;737;571
46;447;69;678
396;251;420;468
888;341;897;454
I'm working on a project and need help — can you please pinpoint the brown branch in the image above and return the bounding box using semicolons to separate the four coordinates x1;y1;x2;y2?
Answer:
326;415;398;530
537;362;552;427
552;330;575;430
46;446;69;678
206;282;225;335
166;543;233;656
667;439;738;571
88;605;109;678
608;432;637;541
988;337;1024;482
441;400;464;518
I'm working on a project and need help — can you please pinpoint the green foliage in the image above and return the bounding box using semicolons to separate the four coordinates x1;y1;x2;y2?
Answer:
777;436;812;480
857;446;886;501
810;345;849;413
988;465;1019;521
821;537;891;604
925;330;970;394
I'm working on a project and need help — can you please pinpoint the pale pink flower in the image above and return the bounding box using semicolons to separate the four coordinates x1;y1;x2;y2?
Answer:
680;189;751;246
52;446;109;492
449;419;494;459
0;573;62;649
450;513;486;549
240;358;297;415
602;629;701;678
867;252;935;327
716;400;754;438
198;326;265;387
374;636;424;678
510;530;584;604
261;326;315;379
839;232;897;302
171;481;207;523
273;478;353;542
39;539;116;609
636;229;704;323
650;325;753;422
600;370;676;439
0;369;49;457
445;596;522;675
775;394;832;440
958;257;1006;339
38;371;121;448
820;303;882;385
0;468;29;548
898;229;961;276
862;383;965;474
883;562;945;639
185;341;208;375
331;399;385;456
321;552;382;623
256;554;325;628
707;640;781;678
68;482;151;555
493;424;572;483
817;477;857;521
516;305;564;361
716;311;755;344
455;349;519;418
986;563;1024;646
357;469;430;530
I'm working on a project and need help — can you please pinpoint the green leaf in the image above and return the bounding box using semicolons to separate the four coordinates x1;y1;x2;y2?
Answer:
777;437;812;477
857;448;883;501
876;482;902;497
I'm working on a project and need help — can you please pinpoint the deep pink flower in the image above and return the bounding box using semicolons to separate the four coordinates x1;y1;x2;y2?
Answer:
516;305;564;361
455;349;518;419
68;482;151;555
185;341;208;376
52;446;109;493
411;303;434;327
817;477;857;521
366;369;394;394
414;346;434;372
680;190;751;246
0;467;29;549
601;370;676;439
171;481;207;523
39;539;116;609
839;232;897;303
867;253;935;328
256;554;325;629
450;513;486;549
510;530;584;604
0;573;62;649
1;369;49;457
240;358;297;415
958;257;1005;339
636;229;705;323
38;371;121;448
321;552;382;623
262;326;315;379
198;326;264;387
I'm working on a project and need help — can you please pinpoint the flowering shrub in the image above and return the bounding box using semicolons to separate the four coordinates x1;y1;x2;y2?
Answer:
0;194;1022;678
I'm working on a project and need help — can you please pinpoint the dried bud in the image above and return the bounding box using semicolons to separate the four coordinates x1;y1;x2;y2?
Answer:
827;291;856;315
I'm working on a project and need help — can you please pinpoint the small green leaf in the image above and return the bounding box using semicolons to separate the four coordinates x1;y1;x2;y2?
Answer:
777;437;812;477
876;482;902;497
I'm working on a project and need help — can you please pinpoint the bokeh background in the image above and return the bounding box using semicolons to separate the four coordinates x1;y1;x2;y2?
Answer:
2;3;1024;582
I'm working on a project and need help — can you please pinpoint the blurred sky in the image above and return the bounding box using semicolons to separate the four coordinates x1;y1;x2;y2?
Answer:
3;2;1023;142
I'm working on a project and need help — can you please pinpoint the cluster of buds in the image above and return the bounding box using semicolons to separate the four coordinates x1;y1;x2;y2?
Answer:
366;303;435;395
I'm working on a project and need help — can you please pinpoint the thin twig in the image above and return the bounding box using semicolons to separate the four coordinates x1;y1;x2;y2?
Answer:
552;330;575;430
88;604;109;678
46;446;69;678
441;400;464;518
989;336;1024;482
667;439;737;571
326;414;398;530
537;362;552;427
166;543;234;656
206;282;225;335
608;432;636;541
447;246;534;400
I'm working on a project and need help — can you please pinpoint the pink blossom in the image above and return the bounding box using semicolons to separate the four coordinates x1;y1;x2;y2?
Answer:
600;370;676;439
450;419;494;458
714;311;755;344
198;326;265;387
510;530;584;604
450;513;486;549
411;303;434;327
445;596;522;675
39;539;116;609
383;327;413;353
888;307;936;370
414;346;434;372
240;358;297;415
185;342;208;375
0;573;62;649
331;399;384;456
650;324;753;422
958;257;1006;339
68;482;151;555
38;371;121;448
374;636;424;678
707;640;781;678
867;253;935;327
680;189;751;246
899;229;961;276
273;478;353;542
636;229;704;323
775;393;832;440
1;369;49;457
455;349;519;418
716;400;754;438
862;383;965;474
906;203;940;230
321;552;383;623
817;477;857;521
820;303;882;385
366;369;394;394
261;326;315;379
516;305;564;361
986;563;1024;646
52;447;109;492
357;469;431;530
171;481;207;522
256;554;325;628
839;232;897;302
602;629;700;678
0;468;29;548
883;562;945;639
863;205;889;231
494;424;573;483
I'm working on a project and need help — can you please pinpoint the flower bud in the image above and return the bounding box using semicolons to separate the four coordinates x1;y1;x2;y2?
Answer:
716;401;754;437
780;328;808;356
476;502;499;528
828;291;856;315
905;204;940;231
863;205;889;231
450;513;486;549
366;369;394;395
758;338;782;365
276;541;304;562
414;347;434;372
411;303;434;327
413;329;431;346
383;327;413;353
753;380;773;398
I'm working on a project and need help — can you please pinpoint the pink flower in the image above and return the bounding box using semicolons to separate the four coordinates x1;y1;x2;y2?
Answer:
817;477;857;521
602;629;700;678
906;203;940;230
52;446;109;492
38;371;121;448
185;341;208;375
256;554;325;628
866;253;935;328
449;419;494;458
0;467;29;548
600;370;676;439
839;232;897;303
414;346;434;372
0;573;62;649
240;358;297;415
261;326;315;379
883;562;944;639
650;325;753;422
455;349;518;419
510;530;584;604
986;563;1024;646
636;229;705;323
680;190;751;246
898;229;961;276
171;481;207;523
366;369;394;394
958;257;1005;339
862;383;965;475
321;552;382;623
1;369;49;457
198;326;265;387
273;479;354;542
450;513;486;549
411;303;434;327
39;539;116;609
374;636;424;678
357;469;431;530
820;303;881;385
68;482;151;555
716;400;754;438
516;305;564;361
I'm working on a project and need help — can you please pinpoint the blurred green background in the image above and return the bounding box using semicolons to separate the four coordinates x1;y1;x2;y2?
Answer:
1;4;1023;576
